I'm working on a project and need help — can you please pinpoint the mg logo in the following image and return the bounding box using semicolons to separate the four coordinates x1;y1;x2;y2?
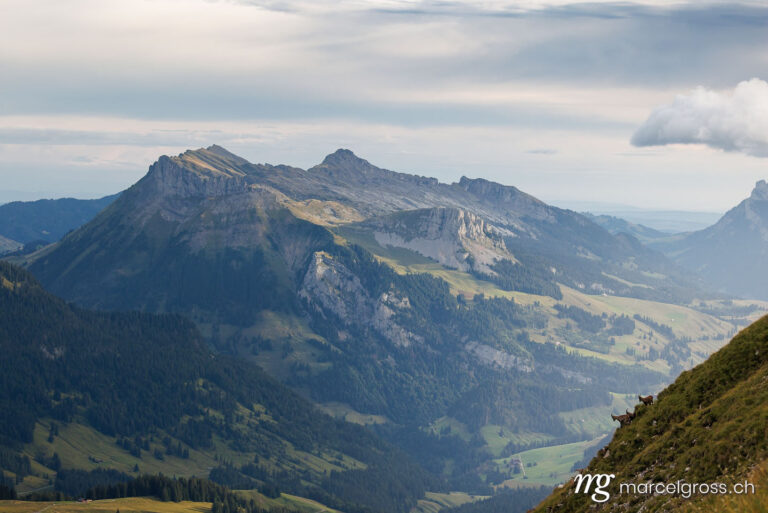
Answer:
573;473;616;503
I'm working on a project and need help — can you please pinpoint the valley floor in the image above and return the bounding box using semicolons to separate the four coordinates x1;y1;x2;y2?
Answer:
0;494;341;513
0;498;211;513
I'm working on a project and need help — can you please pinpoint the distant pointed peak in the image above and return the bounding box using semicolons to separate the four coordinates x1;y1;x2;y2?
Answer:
329;148;356;157
311;148;439;187
751;179;768;200
311;148;386;183
321;148;370;167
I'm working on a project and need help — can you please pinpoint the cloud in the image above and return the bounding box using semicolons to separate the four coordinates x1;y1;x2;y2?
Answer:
631;78;768;157
3;0;768;125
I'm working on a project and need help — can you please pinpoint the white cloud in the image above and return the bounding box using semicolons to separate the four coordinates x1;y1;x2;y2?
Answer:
631;78;768;157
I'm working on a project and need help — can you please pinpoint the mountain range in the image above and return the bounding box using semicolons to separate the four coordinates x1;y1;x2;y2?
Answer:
9;148;755;484
3;146;768;512
0;195;117;251
651;180;768;301
21;145;714;308
584;214;669;244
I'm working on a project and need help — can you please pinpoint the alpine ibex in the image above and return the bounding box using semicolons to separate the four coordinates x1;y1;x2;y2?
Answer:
611;412;631;427
639;394;654;406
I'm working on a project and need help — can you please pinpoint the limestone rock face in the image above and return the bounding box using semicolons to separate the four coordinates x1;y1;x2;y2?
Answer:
465;341;533;372
143;154;249;199
366;207;514;274
299;252;422;347
457;176;554;222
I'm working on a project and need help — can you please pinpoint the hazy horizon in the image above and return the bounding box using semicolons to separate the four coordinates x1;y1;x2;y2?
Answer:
0;148;728;234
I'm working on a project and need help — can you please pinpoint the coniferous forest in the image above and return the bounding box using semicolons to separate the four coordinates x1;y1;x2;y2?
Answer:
0;261;436;513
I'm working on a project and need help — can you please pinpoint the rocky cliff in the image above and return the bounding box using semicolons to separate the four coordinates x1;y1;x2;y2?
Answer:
364;207;513;274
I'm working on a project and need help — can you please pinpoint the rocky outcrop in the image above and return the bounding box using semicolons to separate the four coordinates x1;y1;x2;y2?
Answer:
366;207;513;274
750;179;768;200
299;252;422;347
181;187;282;252
464;341;533;372
463;341;591;383
373;292;424;348
539;364;592;384
457;177;554;222
300;252;368;322
143;154;250;199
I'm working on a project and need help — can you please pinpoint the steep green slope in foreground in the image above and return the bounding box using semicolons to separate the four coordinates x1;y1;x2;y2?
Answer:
532;314;768;512
0;262;434;513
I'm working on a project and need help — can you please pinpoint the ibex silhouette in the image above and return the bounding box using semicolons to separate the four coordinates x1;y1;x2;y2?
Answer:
611;412;631;427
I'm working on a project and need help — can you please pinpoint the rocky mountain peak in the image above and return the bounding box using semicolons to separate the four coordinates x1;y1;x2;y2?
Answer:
750;179;768;201
312;149;439;187
139;147;251;199
458;176;526;202
457;176;551;221
321;148;366;167
314;149;383;180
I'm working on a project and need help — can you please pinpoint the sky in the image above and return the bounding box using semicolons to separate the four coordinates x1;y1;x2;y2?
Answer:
2;0;768;211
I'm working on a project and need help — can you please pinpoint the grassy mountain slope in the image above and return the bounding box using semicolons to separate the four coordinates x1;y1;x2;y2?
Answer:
0;262;435;513
0;498;216;513
337;222;749;374
0;235;21;256
532;314;768;512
